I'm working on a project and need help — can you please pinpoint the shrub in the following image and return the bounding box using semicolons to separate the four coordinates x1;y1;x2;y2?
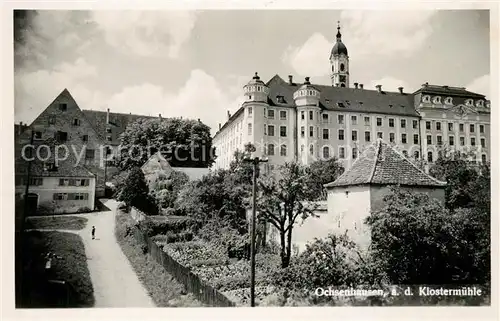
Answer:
139;216;200;237
77;206;92;213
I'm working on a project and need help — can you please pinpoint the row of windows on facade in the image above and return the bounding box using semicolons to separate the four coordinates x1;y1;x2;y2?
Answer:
421;95;487;107
15;177;90;186
34;129;113;142
53;192;89;201
299;144;487;164
425;121;485;134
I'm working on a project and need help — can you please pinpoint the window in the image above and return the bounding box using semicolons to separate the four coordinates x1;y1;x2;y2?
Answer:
376;118;382;126
427;135;432;145
436;122;441;131
470;124;475;133
248;123;252;135
433;96;441;104
85;149;95;160
28;178;43;186
59;103;67;111
479;125;484;133
413;120;418;129
389;133;395;143
280;126;287;137
309;144;314;156
248;107;253;117
53;193;67;200
448;123;453;132
73;118;81;126
422;95;430;103
449;136;455;146
264;124;267;136
460;136;465;146
34;131;42;140
388;118;394;128
401;119;406;128
48;116;56;125
301;111;305;120
352;130;358;141
267;144;275;156
414;151;420;160
106;136;112;141
322;113;329;123
338;129;344;140
459;124;464;132
339;147;345;159
300;145;304;153
340;63;345;71
445;97;453;105
352;148;358;159
280;144;287;156
268;109;275;119
427;152;433;162
402;150;408;157
55;131;68;142
323;146;330;159
426;121;431;130
466;99;473;106
481;138;486;148
437;135;442;145
402;134;407;144
338;115;344;124
471;137;476;146
71;193;88;201
280;110;287;120
300;126;305;138
106;127;112;133
363;116;370;126
59;179;69;186
482;154;487;163
351;116;357;125
377;132;383;139
365;131;371;142
323;129;329;140
413;134;419;144
309;111;313;120
309;126;314;137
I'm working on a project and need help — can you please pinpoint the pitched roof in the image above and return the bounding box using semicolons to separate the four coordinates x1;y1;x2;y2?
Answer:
141;151;173;175
324;139;447;188
82;110;159;145
414;84;486;99
266;75;419;117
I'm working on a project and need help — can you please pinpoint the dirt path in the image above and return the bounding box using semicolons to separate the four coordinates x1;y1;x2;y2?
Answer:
32;200;155;307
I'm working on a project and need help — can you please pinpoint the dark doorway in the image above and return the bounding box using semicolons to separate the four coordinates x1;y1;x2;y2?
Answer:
25;193;38;216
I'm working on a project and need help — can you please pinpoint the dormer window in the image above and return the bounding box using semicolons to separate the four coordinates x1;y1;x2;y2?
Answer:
48;116;56;125
433;96;441;104
445;97;453;105
59;103;67;111
106;127;112;133
337;102;345;108
276;95;285;103
476;100;484;107
73;118;81;126
34;131;42;140
465;99;473;106
422;95;431;103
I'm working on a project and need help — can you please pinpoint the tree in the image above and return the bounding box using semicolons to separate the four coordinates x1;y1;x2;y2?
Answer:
366;186;490;285
304;158;344;200
118;167;159;215
257;162;318;268
118;118;214;170
150;170;189;209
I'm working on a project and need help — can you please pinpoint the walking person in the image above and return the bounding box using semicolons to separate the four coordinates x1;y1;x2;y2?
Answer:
91;226;96;240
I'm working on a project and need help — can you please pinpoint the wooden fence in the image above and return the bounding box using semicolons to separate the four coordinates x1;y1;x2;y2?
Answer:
131;226;236;307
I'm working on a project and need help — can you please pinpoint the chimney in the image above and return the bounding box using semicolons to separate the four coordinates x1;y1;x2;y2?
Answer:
304;77;310;84
288;75;293;84
227;110;231;120
159;113;162;120
376;85;382;93
354;82;358;89
398;87;404;94
197;118;200;123
359;84;364;89
19;122;23;135
218;123;221;130
106;108;110;124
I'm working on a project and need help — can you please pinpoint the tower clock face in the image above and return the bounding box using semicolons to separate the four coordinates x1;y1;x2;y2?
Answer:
339;75;346;82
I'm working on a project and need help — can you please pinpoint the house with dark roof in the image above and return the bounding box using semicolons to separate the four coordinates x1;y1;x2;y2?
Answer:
323;139;447;248
212;23;490;173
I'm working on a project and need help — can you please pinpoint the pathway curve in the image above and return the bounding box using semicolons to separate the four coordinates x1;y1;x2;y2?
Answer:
31;199;155;307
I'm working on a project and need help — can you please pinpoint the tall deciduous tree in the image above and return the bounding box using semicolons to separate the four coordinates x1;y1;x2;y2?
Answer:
305;158;344;200
119;167;159;215
257;162;318;268
118;118;214;170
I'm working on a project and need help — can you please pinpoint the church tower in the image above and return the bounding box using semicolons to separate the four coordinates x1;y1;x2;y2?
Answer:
330;22;349;88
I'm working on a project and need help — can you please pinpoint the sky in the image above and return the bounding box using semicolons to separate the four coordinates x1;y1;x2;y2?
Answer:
14;10;490;134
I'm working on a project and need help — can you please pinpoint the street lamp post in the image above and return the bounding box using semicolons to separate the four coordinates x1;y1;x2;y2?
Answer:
243;156;267;307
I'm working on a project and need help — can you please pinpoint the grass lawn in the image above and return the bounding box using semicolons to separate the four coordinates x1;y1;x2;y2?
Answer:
21;230;94;308
25;216;88;231
115;210;203;307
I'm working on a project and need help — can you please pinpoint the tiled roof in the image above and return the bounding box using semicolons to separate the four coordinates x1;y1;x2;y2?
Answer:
82;110;159;145
141;151;173;175
324;139;447;188
414;84;486;99
266;75;420;117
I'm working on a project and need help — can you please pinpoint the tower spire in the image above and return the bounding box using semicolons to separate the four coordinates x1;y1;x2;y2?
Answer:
336;21;342;41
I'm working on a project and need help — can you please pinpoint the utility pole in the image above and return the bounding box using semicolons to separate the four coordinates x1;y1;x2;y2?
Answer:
243;156;267;307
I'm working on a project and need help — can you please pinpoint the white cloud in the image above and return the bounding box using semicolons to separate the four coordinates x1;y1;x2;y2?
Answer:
106;70;246;133
91;11;198;58
15;58;106;123
366;77;411;92
283;10;437;77
466;74;490;97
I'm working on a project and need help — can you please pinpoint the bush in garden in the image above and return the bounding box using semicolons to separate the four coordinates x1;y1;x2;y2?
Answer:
139;216;200;237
